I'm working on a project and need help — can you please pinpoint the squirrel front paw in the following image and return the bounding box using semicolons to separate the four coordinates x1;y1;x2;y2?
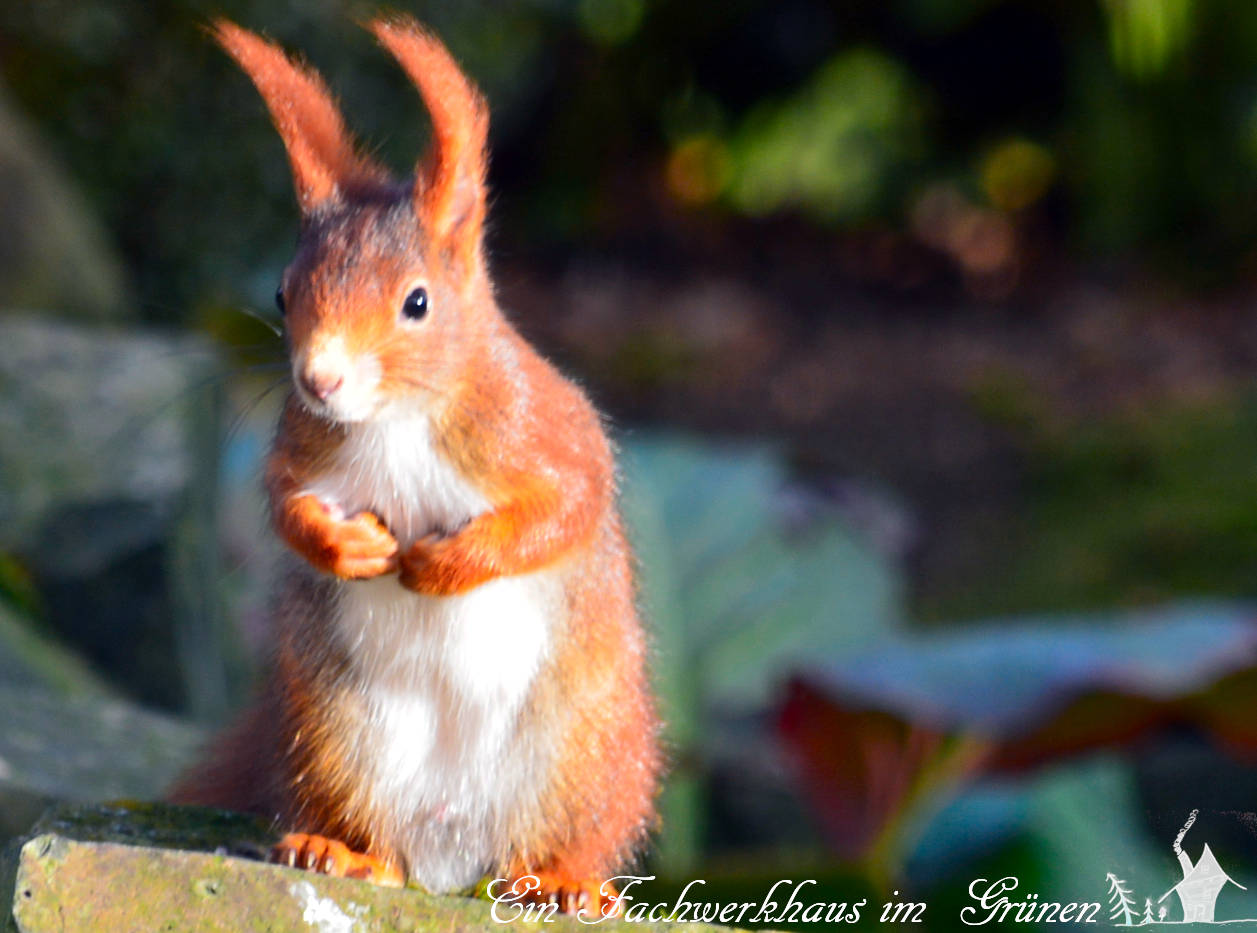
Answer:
315;510;400;579
279;494;400;579
399;529;493;595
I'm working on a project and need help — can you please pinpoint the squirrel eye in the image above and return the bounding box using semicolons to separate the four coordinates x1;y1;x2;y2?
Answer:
401;286;429;322
275;286;286;317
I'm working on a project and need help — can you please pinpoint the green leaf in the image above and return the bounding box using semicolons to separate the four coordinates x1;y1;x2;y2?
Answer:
621;434;904;715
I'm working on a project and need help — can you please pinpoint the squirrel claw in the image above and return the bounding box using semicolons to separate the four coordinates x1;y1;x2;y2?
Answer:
510;873;621;919
271;833;403;887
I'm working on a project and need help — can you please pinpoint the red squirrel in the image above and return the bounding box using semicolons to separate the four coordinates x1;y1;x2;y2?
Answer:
169;17;660;917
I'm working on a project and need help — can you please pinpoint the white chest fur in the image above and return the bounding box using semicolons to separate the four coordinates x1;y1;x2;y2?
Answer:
306;414;488;546
302;416;557;891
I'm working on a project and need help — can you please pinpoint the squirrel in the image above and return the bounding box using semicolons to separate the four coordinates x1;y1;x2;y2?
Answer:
169;17;660;918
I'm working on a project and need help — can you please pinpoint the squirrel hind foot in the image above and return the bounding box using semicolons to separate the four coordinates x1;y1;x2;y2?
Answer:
509;872;623;920
271;833;404;888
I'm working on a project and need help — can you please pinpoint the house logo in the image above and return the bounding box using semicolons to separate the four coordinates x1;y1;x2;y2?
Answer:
1108;810;1252;926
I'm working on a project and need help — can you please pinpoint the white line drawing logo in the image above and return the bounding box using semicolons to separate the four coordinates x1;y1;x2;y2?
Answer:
1109;810;1252;925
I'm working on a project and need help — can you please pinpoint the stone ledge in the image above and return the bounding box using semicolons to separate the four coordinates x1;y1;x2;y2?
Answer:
6;805;753;933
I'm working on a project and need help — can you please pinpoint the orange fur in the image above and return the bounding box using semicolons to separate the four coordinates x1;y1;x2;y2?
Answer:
173;17;661;915
274;834;403;886
210;20;391;212
504;516;658;882
370;17;489;265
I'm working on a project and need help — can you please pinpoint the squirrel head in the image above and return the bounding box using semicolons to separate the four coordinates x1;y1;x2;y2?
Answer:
212;18;493;424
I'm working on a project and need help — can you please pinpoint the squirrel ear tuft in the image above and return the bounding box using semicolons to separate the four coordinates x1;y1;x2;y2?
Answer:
369;17;489;267
211;19;389;214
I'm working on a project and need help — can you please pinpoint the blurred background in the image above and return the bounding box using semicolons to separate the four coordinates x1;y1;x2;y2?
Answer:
7;0;1257;926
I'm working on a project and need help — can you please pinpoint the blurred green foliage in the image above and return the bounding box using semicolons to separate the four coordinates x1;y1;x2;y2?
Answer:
620;436;903;872
8;0;1257;320
721;49;925;222
1102;0;1195;80
936;389;1257;619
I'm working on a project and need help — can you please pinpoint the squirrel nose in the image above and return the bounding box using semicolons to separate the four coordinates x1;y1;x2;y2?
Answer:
300;368;344;401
